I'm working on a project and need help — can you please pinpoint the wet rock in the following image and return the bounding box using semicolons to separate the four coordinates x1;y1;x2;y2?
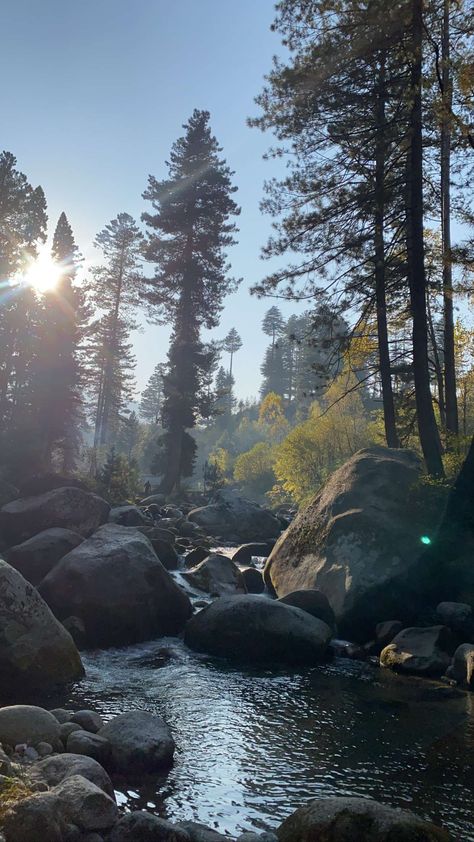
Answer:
279;589;336;631
150;538;179;571
329;639;366;660
98;710;175;773
0;487;110;544
241;566;265;594
70;711;104;734
177;823;228;842
182;553;247;596
5;528;84;586
39;524;192;647
264;447;427;640
277;796;451;841
53;774;118;831
185;594;332;665
109;505;148;526
0;559;84;692
448;643;474;688
108;813;191;842
63;615;87;648
66;732;111;766
31;753;115;799
380;626;456;676
231;542;274;565
183;546;209;568
188;489;281;542
0;705;60;747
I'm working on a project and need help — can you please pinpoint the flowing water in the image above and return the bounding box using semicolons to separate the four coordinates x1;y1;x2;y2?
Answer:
60;637;474;840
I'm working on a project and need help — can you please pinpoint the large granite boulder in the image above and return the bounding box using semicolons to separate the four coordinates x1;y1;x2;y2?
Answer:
184;594;332;664
109;813;191;842
264;447;427;640
279;589;336;632
188;489;281;542
5;528;84;586
380;626;456;676
98;710;175;773
0;559;83;693
182;553;247;596
39;524;191;647
0;479;18;508
31;753;115;798
108;505;147;526
277;796;451;842
0;487;110;545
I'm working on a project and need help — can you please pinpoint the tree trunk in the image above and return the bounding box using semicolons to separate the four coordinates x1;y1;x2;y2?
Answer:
374;55;399;448
441;0;458;441
405;0;444;477
427;299;446;429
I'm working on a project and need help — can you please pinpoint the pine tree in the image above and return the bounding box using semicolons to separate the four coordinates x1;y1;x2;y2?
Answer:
30;212;84;470
139;363;166;424
215;365;236;417
142;110;240;493
262;306;285;348
88;213;143;458
223;327;242;376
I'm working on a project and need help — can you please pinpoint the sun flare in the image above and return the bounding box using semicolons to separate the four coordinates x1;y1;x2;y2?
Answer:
23;247;63;294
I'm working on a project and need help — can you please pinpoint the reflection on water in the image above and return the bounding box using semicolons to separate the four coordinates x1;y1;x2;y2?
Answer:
63;638;474;839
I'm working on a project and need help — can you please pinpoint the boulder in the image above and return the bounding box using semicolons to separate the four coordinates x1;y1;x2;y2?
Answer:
140;493;166;506
109;813;191;842
5;528;84;586
277;796;451;842
50;708;74;724
31;753;115;798
436;601;474;639
0;559;84;692
98;710;175;773
62;615;87;648
448;643;474;688
278;589;336;632
264;447;429;640
188;489;281;542
0;705;60;747
53;774;118;831
241;566;265;594
108;505;147;526
2;791;64;842
0;480;18;508
70;710;104;733
184;594;332;664
184;546;209;568
182;554;247;596
39;525;192;647
177;824;228;842
380;626;456;676
0;487;110;545
150;538;179;571
60;722;84;744
231;542;275;565
179;520;202;538
66;731;111;766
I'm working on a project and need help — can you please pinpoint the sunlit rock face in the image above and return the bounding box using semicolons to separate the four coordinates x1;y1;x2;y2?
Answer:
187;488;282;542
264;447;430;641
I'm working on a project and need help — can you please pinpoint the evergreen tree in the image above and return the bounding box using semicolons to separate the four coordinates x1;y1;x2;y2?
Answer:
31;212;84;470
223;327;243;376
262;306;285;348
215;365;236;417
139;363;166;424
260;343;286;398
88;213;143;457
142;110;240;493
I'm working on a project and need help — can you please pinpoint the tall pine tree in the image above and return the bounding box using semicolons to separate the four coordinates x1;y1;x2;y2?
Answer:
142;110;240;493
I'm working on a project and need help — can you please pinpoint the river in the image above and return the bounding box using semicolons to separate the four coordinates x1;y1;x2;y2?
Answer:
60;636;474;840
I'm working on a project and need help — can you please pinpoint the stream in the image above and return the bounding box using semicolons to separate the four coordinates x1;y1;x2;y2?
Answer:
60;637;474;840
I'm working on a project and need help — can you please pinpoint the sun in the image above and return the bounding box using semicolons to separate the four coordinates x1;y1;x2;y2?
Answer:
23;247;63;294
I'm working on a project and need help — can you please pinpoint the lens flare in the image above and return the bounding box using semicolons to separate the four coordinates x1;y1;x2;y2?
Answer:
23;247;63;294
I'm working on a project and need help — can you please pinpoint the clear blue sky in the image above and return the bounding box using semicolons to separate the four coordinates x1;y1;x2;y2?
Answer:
2;0;304;401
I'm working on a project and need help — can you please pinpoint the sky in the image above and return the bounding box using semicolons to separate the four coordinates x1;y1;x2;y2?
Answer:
1;0;305;402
